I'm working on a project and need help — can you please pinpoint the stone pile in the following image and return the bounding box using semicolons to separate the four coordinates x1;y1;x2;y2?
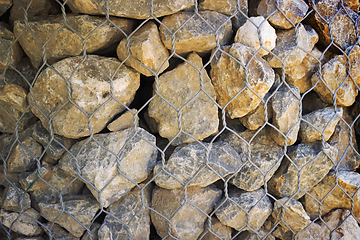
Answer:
1;0;360;239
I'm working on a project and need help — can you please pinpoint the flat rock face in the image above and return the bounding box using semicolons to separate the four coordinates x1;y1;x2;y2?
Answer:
117;21;169;76
154;141;241;189
160;11;232;55
268;141;338;200
348;45;360;87
0;25;23;71
257;0;309;29
59;127;157;207
1;185;31;213
210;43;275;119
311;55;357;107
148;52;219;145
151;185;222;240
107;109;138;132
29;55;140;139
215;187;272;232
66;0;194;19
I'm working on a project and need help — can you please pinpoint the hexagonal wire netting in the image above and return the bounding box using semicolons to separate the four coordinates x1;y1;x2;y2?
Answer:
1;0;360;239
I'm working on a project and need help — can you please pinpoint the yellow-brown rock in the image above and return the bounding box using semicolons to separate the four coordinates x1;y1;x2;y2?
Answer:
0;24;23;71
0;0;12;17
107;109;138;132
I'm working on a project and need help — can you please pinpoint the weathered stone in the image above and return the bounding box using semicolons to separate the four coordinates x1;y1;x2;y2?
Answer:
66;0;194;19
39;195;100;238
151;185;222;240
107;109;138;132
264;24;318;68
0;24;23;71
148;52;218;145
344;0;360;12
311;55;357;106
304;171;360;220
0;208;43;236
14;15;134;69
59;127;157;207
81;222;101;240
347;45;360;87
117;21;169;76
18;165;53;191
154;141;241;189
268;141;338;200
222;127;284;191
270;85;301;146
1;184;31;212
235;16;277;57
215;187;272;231
43;223;79;240
294;222;327;240
198;0;248;29
0;165;19;187
210;43;275;119
235;228;275;240
257;0;309;29
98;184;152;240
202;217;232;240
299;107;343;143
160;11;232;55
29;55;140;139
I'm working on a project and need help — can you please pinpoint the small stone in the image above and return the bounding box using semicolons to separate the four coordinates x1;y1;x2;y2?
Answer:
202;217;232;240
270;85;301;146
299;107;343;143
268;141;338;200
222;127;284;191
29;55;140;139
117;21;169;76
148;52;219;145
0;208;43;236
39;195;100;238
14;15;135;69
18;165;53;191
81;222;101;240
0;0;12;17
153;141;241;189
151;185;222;240
235;16;277;57
59;127;157;207
210;43;275;119
311;55;357;106
42;223;79;240
215;187;272;232
66;0;194;19
98;184;152;240
264;24;318;68
1;184;31;212
107;109;138;132
0;24;23;71
160;11;232;55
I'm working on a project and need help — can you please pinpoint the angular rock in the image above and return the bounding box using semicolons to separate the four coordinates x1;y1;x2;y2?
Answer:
151;185;222;240
215;187;272;231
29;55;140;139
14;15;134;69
18;165;53;191
235;228;275;240
347;45;360;87
0;208;43;236
42;223;79;240
81;222;101;240
59;127;157;207
117;21;169;76
268;141;338;200
39;195;100;238
270;85;301;146
1;185;31;212
154;141;241;189
311;55;357;106
210;43;275;119
222;127;284;191
0;0;12;17
107;109;138;132
299;107;343;143
235;16;277;57
264;24;318;68
0;24;23;71
160;11;232;55
257;0;309;29
98;184;152;240
0;165;19;187
66;0;194;19
148;52;218;145
202;217;232;240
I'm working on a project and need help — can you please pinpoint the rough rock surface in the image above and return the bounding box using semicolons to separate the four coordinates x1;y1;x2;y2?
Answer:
268;141;338;200
117;21;169;76
235;228;275;240
148;52;218;145
215;187;272;231
59;127;157;207
235;16;277;57
14;15;134;68
107;109;138;132
29;55;140;139
0;165;19;187
42;223;79;240
18;165;53;191
151;185;222;240
202;217;232;240
257;0;309;29
1;185;31;213
0;24;23;71
82;222;101;240
0;0;12;17
210;43;275;119
160;11;232;55
66;0;194;19
347;44;360;87
154;141;241;189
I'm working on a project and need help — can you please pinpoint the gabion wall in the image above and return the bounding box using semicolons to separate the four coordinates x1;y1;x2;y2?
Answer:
1;0;360;239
